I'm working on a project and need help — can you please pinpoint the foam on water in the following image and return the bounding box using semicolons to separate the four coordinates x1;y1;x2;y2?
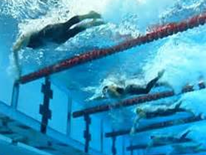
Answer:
177;89;206;118
143;25;206;94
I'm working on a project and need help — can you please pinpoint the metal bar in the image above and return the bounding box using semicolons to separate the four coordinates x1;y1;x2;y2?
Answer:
105;115;203;138
84;115;91;153
66;97;72;136
39;77;53;134
122;137;125;155
111;136;117;155
130;142;134;155
19;13;206;84
11;82;20;109
73;82;206;118
100;119;104;153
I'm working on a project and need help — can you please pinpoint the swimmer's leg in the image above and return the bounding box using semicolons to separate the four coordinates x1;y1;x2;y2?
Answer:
179;129;191;140
145;70;165;93
37;11;102;40
58;20;105;42
64;11;101;28
79;11;101;21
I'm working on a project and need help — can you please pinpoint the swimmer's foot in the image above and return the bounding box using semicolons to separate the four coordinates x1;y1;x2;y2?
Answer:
157;69;165;79
180;129;191;140
88;11;101;19
80;11;101;20
174;101;182;110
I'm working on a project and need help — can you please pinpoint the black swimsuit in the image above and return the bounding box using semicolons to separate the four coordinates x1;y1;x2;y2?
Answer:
27;16;84;49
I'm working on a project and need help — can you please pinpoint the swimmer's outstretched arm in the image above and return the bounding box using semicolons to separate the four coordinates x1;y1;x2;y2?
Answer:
13;35;26;53
12;35;25;78
130;108;146;135
12;33;32;77
130;116;140;135
13;50;22;78
86;94;107;102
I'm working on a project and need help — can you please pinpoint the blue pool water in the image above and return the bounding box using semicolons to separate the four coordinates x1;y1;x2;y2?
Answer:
1;0;206;155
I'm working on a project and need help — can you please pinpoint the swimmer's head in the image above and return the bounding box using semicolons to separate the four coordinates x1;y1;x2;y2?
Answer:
102;86;109;96
102;85;116;95
136;108;143;114
102;85;122;98
136;108;145;117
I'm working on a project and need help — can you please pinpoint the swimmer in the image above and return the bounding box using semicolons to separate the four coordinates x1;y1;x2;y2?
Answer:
148;130;191;147
13;11;103;51
86;70;165;101
170;143;206;154
86;70;164;101
130;102;192;134
12;11;104;77
102;70;165;99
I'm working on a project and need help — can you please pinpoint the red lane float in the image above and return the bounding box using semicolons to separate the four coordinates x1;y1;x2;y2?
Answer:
19;13;206;84
72;82;206;118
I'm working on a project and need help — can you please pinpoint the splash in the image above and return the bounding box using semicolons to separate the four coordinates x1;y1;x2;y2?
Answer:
102;0;177;31
178;89;206;118
143;24;206;93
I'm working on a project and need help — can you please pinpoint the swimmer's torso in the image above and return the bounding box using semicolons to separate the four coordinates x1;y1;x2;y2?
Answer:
103;84;145;98
27;23;67;48
27;22;85;49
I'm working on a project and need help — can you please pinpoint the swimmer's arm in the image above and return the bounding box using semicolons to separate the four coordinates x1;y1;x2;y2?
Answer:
13;35;25;53
82;86;97;93
113;90;122;97
94;95;107;100
130;116;141;135
13;49;21;78
13;32;32;53
12;37;23;78
12;34;29;77
86;94;107;102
